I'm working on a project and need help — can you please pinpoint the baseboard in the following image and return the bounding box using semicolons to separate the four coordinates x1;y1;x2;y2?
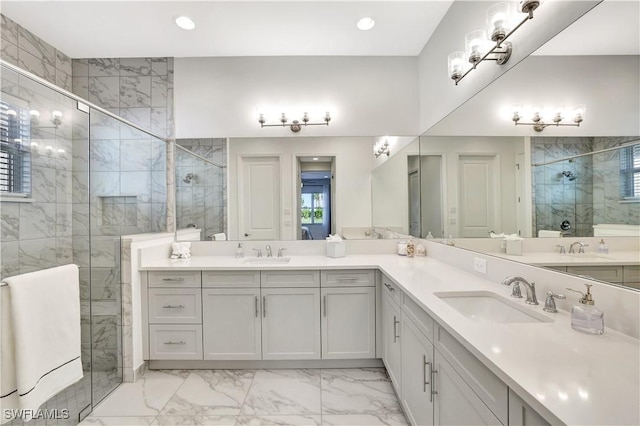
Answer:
148;358;383;370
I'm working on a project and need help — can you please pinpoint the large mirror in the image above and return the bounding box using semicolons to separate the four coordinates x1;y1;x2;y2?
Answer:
413;1;640;290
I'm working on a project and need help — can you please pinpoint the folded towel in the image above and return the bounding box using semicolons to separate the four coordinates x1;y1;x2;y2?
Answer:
538;230;562;238
211;233;226;241
1;265;83;424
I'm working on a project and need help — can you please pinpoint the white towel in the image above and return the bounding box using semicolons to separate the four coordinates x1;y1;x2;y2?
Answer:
538;230;562;238
212;233;226;241
0;265;83;424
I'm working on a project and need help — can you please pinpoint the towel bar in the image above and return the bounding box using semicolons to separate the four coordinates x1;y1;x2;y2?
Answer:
0;283;6;287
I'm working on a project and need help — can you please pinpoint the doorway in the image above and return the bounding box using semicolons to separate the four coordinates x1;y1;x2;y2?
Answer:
297;157;335;240
458;154;500;237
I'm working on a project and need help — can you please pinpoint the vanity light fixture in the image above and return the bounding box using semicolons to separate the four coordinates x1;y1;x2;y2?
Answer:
51;110;62;128
511;105;585;132
258;111;331;133
448;0;542;85
175;16;196;30
374;139;390;158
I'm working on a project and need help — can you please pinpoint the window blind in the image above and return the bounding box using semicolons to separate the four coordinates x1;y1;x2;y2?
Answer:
0;100;31;196
620;144;640;199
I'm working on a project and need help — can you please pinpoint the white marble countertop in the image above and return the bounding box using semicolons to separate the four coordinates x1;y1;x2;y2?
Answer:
141;254;640;425
487;251;640;266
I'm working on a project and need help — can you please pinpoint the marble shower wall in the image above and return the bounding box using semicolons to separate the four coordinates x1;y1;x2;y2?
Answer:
175;139;227;239
531;137;594;237
592;136;640;226
1;14;73;92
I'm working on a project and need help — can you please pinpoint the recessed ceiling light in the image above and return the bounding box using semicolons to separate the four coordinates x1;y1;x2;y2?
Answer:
312;157;319;161
175;16;196;31
357;17;375;31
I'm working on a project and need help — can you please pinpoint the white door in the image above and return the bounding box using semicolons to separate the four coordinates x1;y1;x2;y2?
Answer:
321;287;375;359
401;317;435;426
408;170;421;237
382;291;402;392
239;156;280;240
202;288;261;360
458;155;499;238
433;350;501;425
261;287;321;360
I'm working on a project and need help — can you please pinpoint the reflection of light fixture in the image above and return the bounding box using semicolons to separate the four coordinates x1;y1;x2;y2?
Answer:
374;139;390;158
51;110;63;127
175;16;195;30
258;111;331;133
511;104;585;132
449;0;542;85
357;17;375;31
29;109;40;124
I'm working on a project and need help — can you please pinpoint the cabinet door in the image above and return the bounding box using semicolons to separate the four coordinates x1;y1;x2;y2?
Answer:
433;350;501;426
401;316;434;426
508;389;550;426
382;291;402;393
321;287;375;359
261;288;321;360
202;288;262;360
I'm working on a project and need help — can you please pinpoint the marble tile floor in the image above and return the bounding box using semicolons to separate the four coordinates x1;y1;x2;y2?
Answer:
80;368;408;426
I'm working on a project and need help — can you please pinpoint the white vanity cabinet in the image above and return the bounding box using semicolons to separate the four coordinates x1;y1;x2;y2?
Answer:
321;270;376;359
261;271;321;360
381;276;403;392
401;314;434;425
202;271;262;360
508;390;551;426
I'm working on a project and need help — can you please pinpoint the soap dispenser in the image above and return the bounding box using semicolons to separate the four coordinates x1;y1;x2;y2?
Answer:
566;284;604;335
235;243;244;258
597;239;609;254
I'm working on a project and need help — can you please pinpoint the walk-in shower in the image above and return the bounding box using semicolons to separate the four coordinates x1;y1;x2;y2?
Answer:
1;60;167;424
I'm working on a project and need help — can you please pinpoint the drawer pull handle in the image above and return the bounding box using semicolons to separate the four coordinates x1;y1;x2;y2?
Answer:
323;295;327;317
336;277;358;281
384;283;395;292
255;296;259;318
161;278;185;282
263;296;266;318
163;341;186;345
162;304;185;309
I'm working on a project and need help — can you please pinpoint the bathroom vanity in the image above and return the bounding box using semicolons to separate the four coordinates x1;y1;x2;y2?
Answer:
139;251;640;426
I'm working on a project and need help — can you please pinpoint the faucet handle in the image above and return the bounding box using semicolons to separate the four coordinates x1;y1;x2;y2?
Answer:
543;291;566;313
556;244;566;254
253;248;263;257
510;282;523;298
579;244;589;254
278;248;287;257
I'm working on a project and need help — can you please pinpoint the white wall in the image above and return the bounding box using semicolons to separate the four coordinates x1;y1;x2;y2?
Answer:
419;136;525;237
175;56;419;138
417;0;600;134
228;137;374;240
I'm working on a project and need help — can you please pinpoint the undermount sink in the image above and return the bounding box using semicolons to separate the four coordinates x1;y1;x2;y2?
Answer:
562;253;610;259
242;257;291;264
435;291;553;324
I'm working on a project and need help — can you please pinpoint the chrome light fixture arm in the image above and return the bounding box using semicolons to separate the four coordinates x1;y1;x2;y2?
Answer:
258;112;331;133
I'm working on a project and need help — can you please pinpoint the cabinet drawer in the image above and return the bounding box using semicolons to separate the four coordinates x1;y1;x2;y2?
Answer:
382;275;402;306
402;294;434;343
435;325;508;424
261;270;319;288
623;265;640;283
321;270;375;287
566;265;623;283
149;271;201;288
202;271;260;288
149;325;203;360
148;288;202;324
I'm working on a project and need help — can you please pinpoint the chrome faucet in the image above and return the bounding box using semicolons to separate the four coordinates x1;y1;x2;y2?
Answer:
277;248;287;257
569;241;589;254
556;244;566;254
501;276;539;305
265;245;272;257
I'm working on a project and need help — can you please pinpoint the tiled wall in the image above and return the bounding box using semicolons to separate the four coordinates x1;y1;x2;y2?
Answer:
1;14;73;92
175;139;227;239
592;136;640;226
531;137;594;237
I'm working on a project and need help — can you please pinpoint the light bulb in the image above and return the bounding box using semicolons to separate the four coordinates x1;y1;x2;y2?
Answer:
448;51;465;80
357;17;375;31
175;16;195;30
465;30;487;64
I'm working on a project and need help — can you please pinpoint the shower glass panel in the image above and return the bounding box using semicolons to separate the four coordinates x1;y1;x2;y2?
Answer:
175;141;226;241
1;65;92;424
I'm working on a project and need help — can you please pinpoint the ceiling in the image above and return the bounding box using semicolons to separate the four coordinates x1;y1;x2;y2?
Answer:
1;1;453;58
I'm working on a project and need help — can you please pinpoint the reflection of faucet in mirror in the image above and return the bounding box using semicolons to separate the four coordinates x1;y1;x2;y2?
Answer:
561;170;576;181
183;173;194;184
569;241;588;254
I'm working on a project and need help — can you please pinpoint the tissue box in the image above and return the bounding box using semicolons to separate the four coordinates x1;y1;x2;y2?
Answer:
506;240;523;256
327;241;346;258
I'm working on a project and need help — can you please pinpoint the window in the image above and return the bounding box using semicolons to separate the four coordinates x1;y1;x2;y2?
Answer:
0;99;31;197
620;144;640;200
300;192;324;224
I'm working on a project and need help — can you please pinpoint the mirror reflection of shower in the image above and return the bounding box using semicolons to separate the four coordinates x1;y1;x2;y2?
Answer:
562;170;577;181
183;173;194;183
